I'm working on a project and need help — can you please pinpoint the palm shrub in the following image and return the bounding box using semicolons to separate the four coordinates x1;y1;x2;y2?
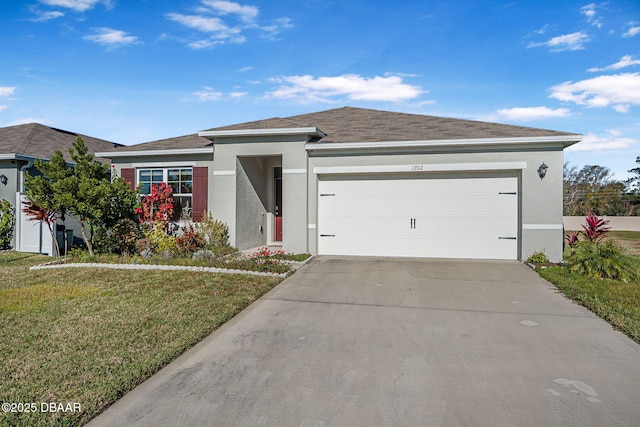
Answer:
581;213;611;242
568;240;630;281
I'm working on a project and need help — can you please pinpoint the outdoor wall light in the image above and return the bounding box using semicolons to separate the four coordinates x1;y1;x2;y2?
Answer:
537;163;548;179
0;174;7;185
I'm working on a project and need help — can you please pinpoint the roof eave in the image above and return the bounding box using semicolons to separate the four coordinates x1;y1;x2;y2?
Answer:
95;147;214;158
305;134;583;151
0;153;42;161
198;127;326;139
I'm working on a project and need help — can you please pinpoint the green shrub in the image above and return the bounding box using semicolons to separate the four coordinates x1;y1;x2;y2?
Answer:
0;199;15;250
196;211;229;249
527;251;550;264
568;240;631;281
93;219;141;255
176;223;206;255
144;222;177;258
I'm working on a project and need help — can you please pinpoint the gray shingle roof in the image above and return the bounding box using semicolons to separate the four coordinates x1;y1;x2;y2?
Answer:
207;106;576;143
104;106;578;154
0;123;120;162
102;133;212;152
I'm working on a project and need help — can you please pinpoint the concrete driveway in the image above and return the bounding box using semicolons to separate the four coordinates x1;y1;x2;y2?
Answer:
88;257;640;426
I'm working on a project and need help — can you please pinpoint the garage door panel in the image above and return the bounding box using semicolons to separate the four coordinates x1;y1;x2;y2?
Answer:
318;175;518;260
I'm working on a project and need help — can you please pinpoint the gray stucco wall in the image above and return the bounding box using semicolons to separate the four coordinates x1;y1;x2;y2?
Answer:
0;162;19;206
235;157;269;250
307;145;566;262
107;138;567;261
211;136;308;253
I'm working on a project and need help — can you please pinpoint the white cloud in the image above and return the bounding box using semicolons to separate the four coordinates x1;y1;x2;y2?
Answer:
84;28;141;48
566;130;637;152
550;72;640;112
202;0;258;23
238;66;253;72
5;118;49;126
528;31;589;52
230;91;247;97
29;9;65;22
267;74;424;103
193;87;223;101
0;87;16;97
0;106;7;112
166;1;291;49
588;55;640;72
259;17;294;39
165;13;230;33
624;23;640;38
496;106;571;121
37;0;107;12
580;3;602;28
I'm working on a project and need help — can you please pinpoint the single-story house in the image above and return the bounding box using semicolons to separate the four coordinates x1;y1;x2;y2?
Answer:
0;123;120;252
98;107;582;262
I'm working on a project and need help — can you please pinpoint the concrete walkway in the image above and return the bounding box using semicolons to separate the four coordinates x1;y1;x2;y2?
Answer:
87;257;640;426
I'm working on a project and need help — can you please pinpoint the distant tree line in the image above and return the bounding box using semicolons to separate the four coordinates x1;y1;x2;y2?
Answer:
564;157;640;216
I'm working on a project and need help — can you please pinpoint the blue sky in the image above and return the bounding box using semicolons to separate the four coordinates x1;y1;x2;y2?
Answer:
1;0;639;180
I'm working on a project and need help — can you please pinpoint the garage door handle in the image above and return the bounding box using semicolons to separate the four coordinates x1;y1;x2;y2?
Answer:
499;192;517;195
320;234;335;237
499;237;517;240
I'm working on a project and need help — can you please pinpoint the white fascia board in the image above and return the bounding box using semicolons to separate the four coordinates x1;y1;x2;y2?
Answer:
199;127;325;138
0;153;40;161
305;134;583;151
95;147;214;158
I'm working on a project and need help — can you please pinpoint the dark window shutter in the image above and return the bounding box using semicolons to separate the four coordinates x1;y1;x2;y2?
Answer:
192;167;208;222
121;168;135;192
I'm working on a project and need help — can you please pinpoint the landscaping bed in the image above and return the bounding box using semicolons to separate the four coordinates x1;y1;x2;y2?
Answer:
0;252;282;427
64;247;312;276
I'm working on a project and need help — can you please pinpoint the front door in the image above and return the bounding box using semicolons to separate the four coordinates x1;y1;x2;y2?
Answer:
274;167;283;242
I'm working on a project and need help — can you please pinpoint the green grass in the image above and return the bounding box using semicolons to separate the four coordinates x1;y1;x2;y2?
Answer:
537;265;640;344
0;252;281;427
539;232;640;345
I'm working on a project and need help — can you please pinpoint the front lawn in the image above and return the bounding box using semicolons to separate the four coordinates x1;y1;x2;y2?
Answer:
537;265;640;344
537;231;640;345
0;252;281;427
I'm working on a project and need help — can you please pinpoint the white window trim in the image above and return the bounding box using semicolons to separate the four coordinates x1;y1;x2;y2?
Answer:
137;167;194;197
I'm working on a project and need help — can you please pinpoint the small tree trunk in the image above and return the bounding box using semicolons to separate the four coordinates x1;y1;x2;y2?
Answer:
79;221;94;256
44;221;60;259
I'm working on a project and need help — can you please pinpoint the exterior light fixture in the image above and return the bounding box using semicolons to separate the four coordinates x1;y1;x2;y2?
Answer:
0;174;7;185
537;163;548;179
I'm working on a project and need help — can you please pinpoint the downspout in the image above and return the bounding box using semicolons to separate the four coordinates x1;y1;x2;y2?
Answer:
19;158;34;193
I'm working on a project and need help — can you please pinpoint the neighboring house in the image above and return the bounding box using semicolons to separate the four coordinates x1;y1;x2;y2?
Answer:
98;107;582;262
0;123;120;252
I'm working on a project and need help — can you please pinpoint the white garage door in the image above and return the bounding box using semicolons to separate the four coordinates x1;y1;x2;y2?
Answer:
317;174;518;259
